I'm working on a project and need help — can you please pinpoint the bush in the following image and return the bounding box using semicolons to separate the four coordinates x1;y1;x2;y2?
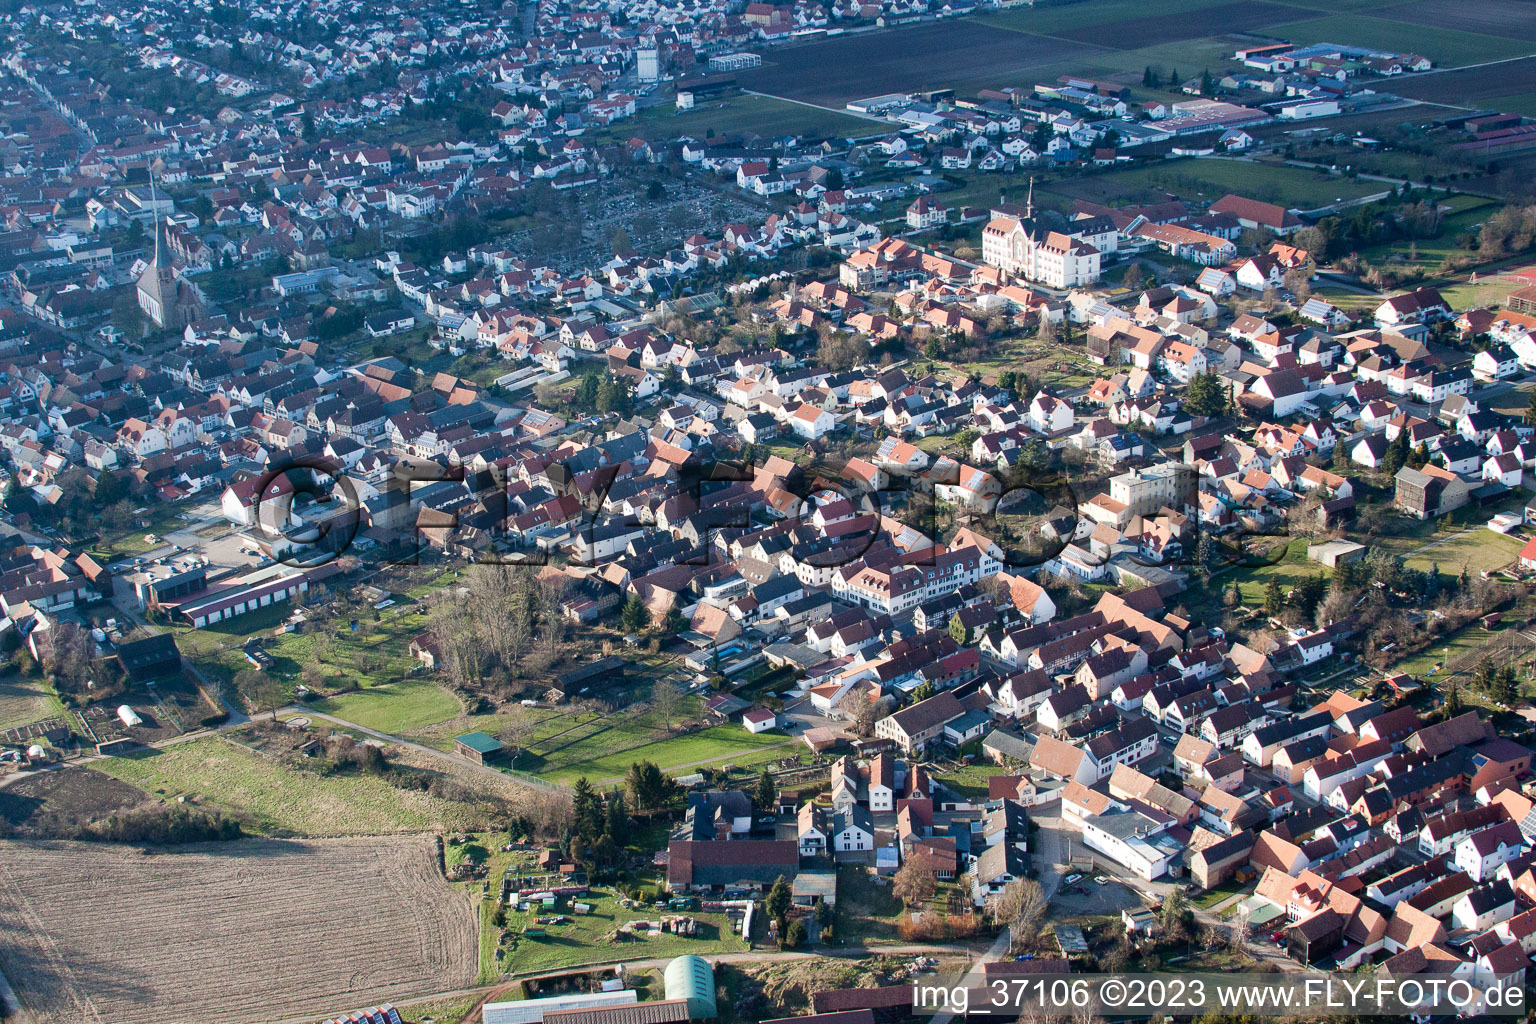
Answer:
77;805;242;845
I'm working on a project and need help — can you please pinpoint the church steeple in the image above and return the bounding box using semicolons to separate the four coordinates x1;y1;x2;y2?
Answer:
150;168;171;268
1025;176;1034;220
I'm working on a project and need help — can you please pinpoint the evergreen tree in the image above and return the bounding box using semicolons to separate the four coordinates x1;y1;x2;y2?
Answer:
1169;68;1181;90
1493;666;1520;706
605;788;628;838
765;875;792;932
1446;678;1462;715
1526;389;1536;427
572;777;603;840
754;768;777;813
1264;577;1285;616
1200;68;1214;96
1142;65;1159;88
620;596;650;632
1382;430;1411;476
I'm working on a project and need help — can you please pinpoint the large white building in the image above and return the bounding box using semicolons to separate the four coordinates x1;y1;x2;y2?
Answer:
982;216;1101;289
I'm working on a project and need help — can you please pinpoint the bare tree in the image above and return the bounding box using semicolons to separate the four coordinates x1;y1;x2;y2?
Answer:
994;878;1047;952
892;858;937;908
497;704;536;767
468;564;534;670
846;690;874;737
46;622;98;695
651;677;682;734
1229;906;1250;954
428;593;481;688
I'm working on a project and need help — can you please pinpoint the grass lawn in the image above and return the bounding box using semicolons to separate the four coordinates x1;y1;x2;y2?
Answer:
393;995;480;1024
833;866;908;943
95;504;200;559
1219;537;1329;609
485;884;748;978
309;679;464;735
1265;15;1536;67
96;734;496;836
1353;202;1496;268
0;671;64;733
1440;276;1528;312
171;567;461;697
1054;158;1386;210
1392;618;1511;682
1191;878;1249;909
1487;93;1536;119
934;763;1003;798
530;720;797;785
1401;527;1526;576
596;93;881;144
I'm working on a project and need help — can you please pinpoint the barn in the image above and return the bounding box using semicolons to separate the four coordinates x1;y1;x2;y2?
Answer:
454;732;505;765
115;633;183;682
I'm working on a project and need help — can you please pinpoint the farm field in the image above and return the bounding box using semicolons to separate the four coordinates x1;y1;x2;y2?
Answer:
0;672;61;733
974;0;1227;36
736;22;1104;106
1043;1;1301;49
310;678;464;735
0;768;153;836
1386;57;1536;104
94;735;503;836
1264;15;1536;67
1377;0;1536;42
1487;92;1536;119
0;836;475;1024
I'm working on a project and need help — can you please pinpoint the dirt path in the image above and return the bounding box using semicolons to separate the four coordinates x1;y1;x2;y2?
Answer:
277;943;984;1024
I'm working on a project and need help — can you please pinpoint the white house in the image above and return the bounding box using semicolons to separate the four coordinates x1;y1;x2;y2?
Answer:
1484;453;1524;488
1028;393;1075;435
831;807;875;853
743;707;779;733
1474;346;1520;380
789;405;836;440
1455;822;1524;882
